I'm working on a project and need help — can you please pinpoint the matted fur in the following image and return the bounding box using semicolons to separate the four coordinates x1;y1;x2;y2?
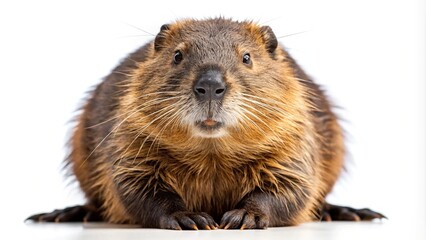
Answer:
67;18;344;227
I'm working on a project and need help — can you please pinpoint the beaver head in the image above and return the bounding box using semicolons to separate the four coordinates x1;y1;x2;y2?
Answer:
125;18;305;145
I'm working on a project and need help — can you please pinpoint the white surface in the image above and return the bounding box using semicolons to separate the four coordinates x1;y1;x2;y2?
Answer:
0;0;424;239
10;221;403;240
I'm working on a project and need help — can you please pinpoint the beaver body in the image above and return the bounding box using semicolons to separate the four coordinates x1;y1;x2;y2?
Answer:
28;18;384;229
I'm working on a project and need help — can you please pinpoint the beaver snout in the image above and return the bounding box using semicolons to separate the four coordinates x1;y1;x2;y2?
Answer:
193;69;226;102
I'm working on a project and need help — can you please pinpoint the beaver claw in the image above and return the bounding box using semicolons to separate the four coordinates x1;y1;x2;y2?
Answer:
219;208;269;229
159;211;218;230
26;205;102;223
321;203;387;221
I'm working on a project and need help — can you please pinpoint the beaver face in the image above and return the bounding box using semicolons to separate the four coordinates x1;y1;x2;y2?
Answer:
136;19;286;139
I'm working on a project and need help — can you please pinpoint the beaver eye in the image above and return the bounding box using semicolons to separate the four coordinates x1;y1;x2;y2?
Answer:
242;53;251;65
173;50;183;64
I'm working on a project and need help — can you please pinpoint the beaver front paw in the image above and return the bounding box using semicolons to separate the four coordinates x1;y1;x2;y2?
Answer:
321;203;387;221
159;211;218;230
26;205;102;223
219;208;269;229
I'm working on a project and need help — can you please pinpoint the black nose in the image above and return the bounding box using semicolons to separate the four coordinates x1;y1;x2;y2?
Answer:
193;70;226;101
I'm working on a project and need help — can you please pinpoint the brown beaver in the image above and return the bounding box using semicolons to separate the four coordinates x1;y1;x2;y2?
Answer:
27;18;385;229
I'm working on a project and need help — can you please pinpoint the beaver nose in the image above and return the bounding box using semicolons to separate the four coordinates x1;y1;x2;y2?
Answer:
193;70;226;101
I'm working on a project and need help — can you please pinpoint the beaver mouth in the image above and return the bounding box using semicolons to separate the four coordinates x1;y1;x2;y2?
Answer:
195;119;223;131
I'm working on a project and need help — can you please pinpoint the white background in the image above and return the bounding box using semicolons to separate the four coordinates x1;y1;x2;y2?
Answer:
0;0;424;237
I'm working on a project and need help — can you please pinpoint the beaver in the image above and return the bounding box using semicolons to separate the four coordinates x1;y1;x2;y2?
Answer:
27;18;385;229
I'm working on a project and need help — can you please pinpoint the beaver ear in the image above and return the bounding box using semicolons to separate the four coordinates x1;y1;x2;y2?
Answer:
154;24;171;52
260;26;278;54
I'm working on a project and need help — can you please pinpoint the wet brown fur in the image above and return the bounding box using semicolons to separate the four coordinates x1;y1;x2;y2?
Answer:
68;18;344;227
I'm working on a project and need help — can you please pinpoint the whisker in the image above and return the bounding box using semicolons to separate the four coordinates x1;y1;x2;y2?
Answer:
83;96;183;166
86;95;182;129
277;31;308;39
146;113;177;158
239;98;285;118
81;105;145;166
123;22;155;36
258;17;282;25
240;97;282;113
238;102;273;131
147;101;186;157
116;34;153;39
112;71;133;77
128;102;183;164
238;109;268;137
240;93;283;107
238;102;285;147
125;57;141;65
